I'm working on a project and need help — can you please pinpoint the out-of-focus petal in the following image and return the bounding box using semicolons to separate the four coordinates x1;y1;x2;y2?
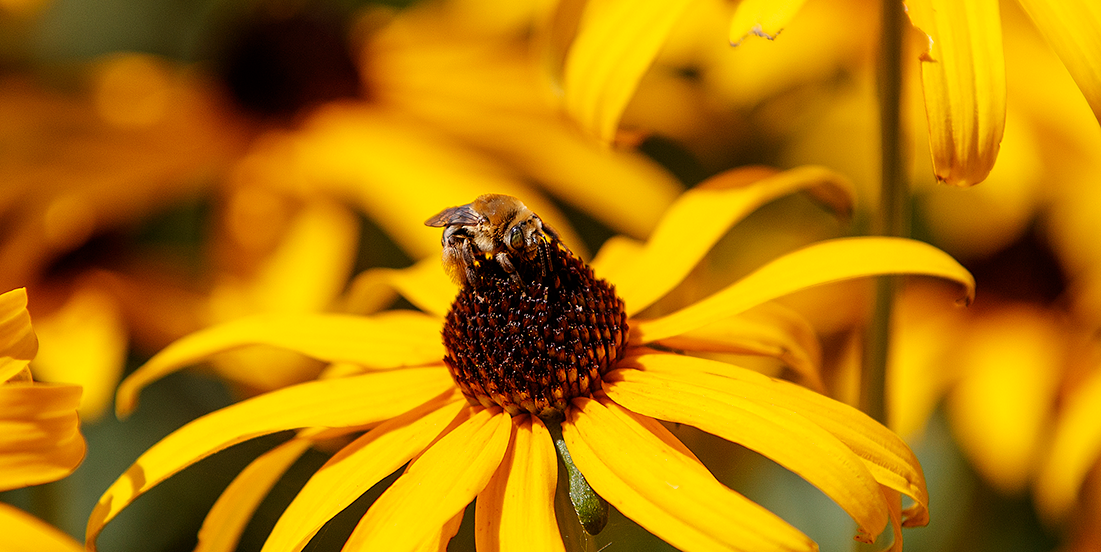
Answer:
613;165;853;316
562;0;695;142
344;257;456;318
262;396;466;552
633;237;974;343
906;0;1006;186
197;434;317;552
116;311;444;417
563;397;815;552
369;26;684;240
86;371;457;551
604;358;887;542
475;415;564;552
209;198;359;317
588;235;644;284
0;288;38;382
0;383;85;491
342;407;512;552
0;63;250;291
1036;366;1101;522
1016;0;1101;123
616;353;930;526
728;0;809;45
947;308;1063;494
652;303;824;392
888;284;969;438
239;106;580;258
31;285;127;420
0;503;83;552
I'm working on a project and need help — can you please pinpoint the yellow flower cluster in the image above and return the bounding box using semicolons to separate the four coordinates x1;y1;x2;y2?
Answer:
1;0;1097;551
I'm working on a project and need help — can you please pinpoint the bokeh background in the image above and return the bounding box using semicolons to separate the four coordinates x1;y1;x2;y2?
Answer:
2;0;1099;550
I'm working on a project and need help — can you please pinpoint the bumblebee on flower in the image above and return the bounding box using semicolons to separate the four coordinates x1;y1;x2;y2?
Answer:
88;170;974;552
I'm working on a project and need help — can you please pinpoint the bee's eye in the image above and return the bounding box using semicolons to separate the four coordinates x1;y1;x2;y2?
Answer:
508;225;525;251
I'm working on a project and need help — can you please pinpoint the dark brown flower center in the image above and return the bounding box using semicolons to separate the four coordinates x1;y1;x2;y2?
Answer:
441;241;628;417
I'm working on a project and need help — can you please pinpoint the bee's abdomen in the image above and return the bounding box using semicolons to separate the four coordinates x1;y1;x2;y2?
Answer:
442;242;628;417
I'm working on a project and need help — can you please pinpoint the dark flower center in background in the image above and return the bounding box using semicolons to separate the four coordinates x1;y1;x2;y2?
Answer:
442;242;628;417
213;6;364;119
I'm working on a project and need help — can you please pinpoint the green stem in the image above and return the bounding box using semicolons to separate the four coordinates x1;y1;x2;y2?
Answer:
863;0;908;425
544;415;607;547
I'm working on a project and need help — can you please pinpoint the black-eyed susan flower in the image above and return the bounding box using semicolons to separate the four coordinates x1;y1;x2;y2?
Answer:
87;168;974;552
0;288;85;551
559;0;1099;187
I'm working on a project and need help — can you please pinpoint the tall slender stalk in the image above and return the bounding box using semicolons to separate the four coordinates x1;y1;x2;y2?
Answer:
863;0;908;425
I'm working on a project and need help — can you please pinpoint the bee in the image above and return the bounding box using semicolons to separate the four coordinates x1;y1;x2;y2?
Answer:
425;194;562;286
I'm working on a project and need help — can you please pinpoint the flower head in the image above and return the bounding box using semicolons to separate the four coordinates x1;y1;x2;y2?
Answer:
88;168;974;552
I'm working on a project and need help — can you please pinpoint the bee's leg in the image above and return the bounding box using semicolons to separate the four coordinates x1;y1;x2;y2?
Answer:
496;252;525;286
459;240;480;285
535;239;554;280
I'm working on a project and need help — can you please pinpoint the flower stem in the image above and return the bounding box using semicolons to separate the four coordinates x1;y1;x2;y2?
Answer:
863;0;909;425
545;416;608;539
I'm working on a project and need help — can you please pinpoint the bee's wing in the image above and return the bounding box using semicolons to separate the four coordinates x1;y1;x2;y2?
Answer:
424;204;486;227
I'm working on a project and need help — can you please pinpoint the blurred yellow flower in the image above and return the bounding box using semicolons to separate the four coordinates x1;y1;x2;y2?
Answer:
890;289;1067;492
0;287;85;552
3;0;687;414
87;168;974;552
1036;346;1101;552
889;283;1101;550
560;0;1099;187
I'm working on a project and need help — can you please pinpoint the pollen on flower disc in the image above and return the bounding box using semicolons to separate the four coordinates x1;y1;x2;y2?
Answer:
442;243;628;417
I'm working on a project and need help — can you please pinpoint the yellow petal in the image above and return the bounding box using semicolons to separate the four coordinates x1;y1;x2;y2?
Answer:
413;509;465;552
197;435;317;552
1015;0;1101;123
116;311;444;417
0;288;38;383
241;105;580;259
262;395;466;552
344;257;456;318
946;308;1062;494
728;0;810;45
562;0;695;142
563;397;815;552
475;415;564;552
0;383;85;491
633;237;974;343
0;503;83;552
880;486;904;552
214;197;359;316
613;165;853;316
605;358;887;542
31;285;127;420
907;0;1006;186
653;302;824;392
618;353;929;527
588;235;644;284
1035;365;1101;522
342;407;512;552
370;12;683;240
86;369;456;551
487;119;682;241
